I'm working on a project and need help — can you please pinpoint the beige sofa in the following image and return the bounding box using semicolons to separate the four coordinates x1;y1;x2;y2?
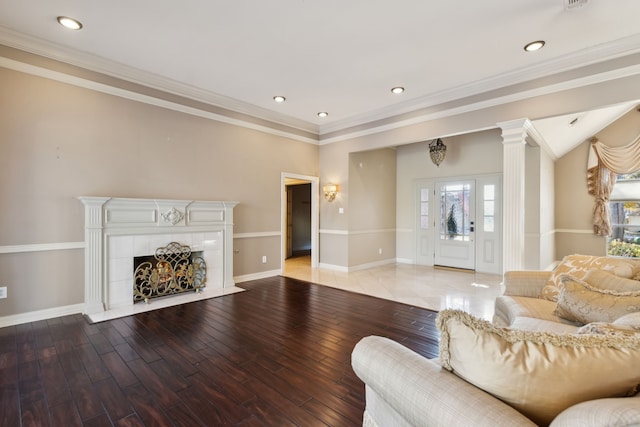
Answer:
352;255;640;427
494;254;640;332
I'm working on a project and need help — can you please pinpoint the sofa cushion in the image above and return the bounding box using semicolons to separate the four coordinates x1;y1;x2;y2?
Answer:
583;268;640;293
494;296;578;326
540;254;640;302
554;275;640;324
436;309;640;427
550;395;640;427
510;317;580;334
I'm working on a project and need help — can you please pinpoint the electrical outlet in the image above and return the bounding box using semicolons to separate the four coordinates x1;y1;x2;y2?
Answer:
262;256;267;264
378;248;382;255
0;287;6;299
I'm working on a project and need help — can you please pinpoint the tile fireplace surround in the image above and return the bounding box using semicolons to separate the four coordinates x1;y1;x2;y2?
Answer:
79;197;242;323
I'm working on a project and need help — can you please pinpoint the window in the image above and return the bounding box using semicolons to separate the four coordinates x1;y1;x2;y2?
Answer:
607;173;640;258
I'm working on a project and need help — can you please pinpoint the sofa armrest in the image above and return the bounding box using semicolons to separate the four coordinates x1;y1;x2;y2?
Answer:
352;336;537;427
503;270;552;298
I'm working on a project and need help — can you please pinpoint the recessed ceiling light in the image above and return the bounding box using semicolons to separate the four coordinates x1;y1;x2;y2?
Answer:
57;16;83;30
273;96;286;103
391;87;405;94
317;112;328;118
524;40;545;52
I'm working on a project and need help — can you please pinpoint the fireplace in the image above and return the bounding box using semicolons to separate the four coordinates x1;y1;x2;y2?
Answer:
79;197;240;322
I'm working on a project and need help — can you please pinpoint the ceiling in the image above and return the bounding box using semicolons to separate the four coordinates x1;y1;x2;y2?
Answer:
0;0;639;154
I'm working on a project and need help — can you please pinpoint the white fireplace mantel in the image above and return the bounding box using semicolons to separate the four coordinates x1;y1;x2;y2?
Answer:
79;196;238;320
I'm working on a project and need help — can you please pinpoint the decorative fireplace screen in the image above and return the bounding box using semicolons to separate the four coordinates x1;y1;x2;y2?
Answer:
133;242;206;303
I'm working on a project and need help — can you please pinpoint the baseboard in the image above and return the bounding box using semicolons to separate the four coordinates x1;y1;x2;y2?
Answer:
395;258;414;264
0;303;85;328
319;258;399;273
318;263;349;272
347;258;397;272
234;269;281;283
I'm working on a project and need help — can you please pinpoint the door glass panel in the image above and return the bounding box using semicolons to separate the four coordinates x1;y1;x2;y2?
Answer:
484;185;495;200
420;188;429;230
483;184;495;233
483;201;494;216
484;216;494;232
420;216;430;229
439;183;471;241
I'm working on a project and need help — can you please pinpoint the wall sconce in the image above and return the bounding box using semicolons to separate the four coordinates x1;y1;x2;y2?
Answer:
429;138;447;167
323;184;338;202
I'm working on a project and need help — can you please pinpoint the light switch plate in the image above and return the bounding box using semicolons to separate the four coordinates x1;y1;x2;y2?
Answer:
0;287;6;299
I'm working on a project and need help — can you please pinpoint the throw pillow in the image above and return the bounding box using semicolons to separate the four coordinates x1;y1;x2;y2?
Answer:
554;275;640;324
614;312;640;330
584;269;640;293
577;322;639;336
436;309;640;427
540;254;640;302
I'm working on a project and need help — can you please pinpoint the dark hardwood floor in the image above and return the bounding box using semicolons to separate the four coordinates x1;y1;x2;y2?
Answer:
0;276;440;427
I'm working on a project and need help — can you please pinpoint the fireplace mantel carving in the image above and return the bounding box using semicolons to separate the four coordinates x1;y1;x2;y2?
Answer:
78;197;238;318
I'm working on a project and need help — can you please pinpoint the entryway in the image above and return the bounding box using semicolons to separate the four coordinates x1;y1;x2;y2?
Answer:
415;174;502;274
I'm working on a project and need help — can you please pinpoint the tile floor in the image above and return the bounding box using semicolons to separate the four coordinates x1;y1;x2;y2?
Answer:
283;256;505;320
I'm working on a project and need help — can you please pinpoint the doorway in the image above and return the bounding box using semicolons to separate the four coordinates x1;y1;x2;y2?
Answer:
415;174;502;273
281;173;319;274
286;183;311;258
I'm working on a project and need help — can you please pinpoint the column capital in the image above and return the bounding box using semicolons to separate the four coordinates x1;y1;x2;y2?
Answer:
498;118;532;145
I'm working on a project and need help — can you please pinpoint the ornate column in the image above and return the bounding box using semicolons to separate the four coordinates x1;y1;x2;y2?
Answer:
78;196;110;315
498;119;529;272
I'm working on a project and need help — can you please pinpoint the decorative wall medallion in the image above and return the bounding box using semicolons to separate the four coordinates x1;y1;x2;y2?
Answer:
161;207;184;225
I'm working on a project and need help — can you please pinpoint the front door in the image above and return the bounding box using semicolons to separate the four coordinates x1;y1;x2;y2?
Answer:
434;180;476;269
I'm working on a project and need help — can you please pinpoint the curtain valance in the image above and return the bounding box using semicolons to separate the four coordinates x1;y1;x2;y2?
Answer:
588;133;640;236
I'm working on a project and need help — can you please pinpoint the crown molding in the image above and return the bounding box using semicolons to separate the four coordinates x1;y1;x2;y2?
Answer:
318;33;640;136
0;26;319;136
2;25;640;145
522;120;558;161
0;55;320;146
318;61;640;146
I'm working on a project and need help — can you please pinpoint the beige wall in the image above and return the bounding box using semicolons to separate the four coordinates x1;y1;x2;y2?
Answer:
319;140;350;268
3;43;640;320
348;149;397;267
0;66;318;316
319;66;640;271
539;147;556;268
555;108;640;259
